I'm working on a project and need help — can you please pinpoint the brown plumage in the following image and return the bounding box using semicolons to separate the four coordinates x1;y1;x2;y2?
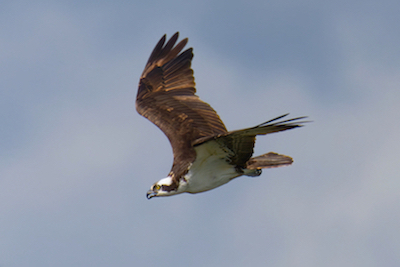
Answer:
137;33;228;184
136;32;307;198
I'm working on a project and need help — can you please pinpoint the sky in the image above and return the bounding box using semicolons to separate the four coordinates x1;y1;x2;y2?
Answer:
1;0;399;266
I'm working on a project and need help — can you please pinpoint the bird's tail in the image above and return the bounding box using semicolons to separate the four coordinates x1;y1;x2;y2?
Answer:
246;152;293;169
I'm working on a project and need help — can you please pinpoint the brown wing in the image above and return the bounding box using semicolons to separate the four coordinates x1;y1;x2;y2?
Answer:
194;114;307;168
136;32;227;178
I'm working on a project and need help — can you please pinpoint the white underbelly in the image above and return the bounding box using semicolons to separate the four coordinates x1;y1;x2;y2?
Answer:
184;158;240;193
183;141;242;193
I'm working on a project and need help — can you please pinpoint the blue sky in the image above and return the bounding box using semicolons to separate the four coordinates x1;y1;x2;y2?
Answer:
1;0;399;266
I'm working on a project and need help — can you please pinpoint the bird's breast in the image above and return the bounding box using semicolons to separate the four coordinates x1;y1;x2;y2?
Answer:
183;140;242;193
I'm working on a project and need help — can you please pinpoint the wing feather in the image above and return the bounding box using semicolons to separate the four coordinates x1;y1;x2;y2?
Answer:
136;32;227;178
194;114;308;168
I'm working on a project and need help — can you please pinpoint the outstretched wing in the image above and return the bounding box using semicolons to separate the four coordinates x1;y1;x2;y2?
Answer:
136;32;227;176
194;114;308;168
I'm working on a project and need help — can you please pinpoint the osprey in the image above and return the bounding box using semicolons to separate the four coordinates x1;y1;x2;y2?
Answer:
136;32;306;199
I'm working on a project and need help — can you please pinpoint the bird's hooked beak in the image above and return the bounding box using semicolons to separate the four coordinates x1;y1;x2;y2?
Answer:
146;190;157;199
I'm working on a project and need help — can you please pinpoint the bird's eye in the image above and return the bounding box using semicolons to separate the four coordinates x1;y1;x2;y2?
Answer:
154;184;161;191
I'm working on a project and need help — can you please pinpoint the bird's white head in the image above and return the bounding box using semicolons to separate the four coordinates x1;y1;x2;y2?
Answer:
146;176;182;199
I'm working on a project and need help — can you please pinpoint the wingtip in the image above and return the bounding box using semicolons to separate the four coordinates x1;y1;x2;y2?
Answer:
172;31;179;39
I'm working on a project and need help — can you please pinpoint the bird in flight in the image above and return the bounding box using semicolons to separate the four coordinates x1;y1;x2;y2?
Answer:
136;32;307;199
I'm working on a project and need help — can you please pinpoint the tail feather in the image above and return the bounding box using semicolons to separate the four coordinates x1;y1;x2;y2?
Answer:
246;152;293;169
